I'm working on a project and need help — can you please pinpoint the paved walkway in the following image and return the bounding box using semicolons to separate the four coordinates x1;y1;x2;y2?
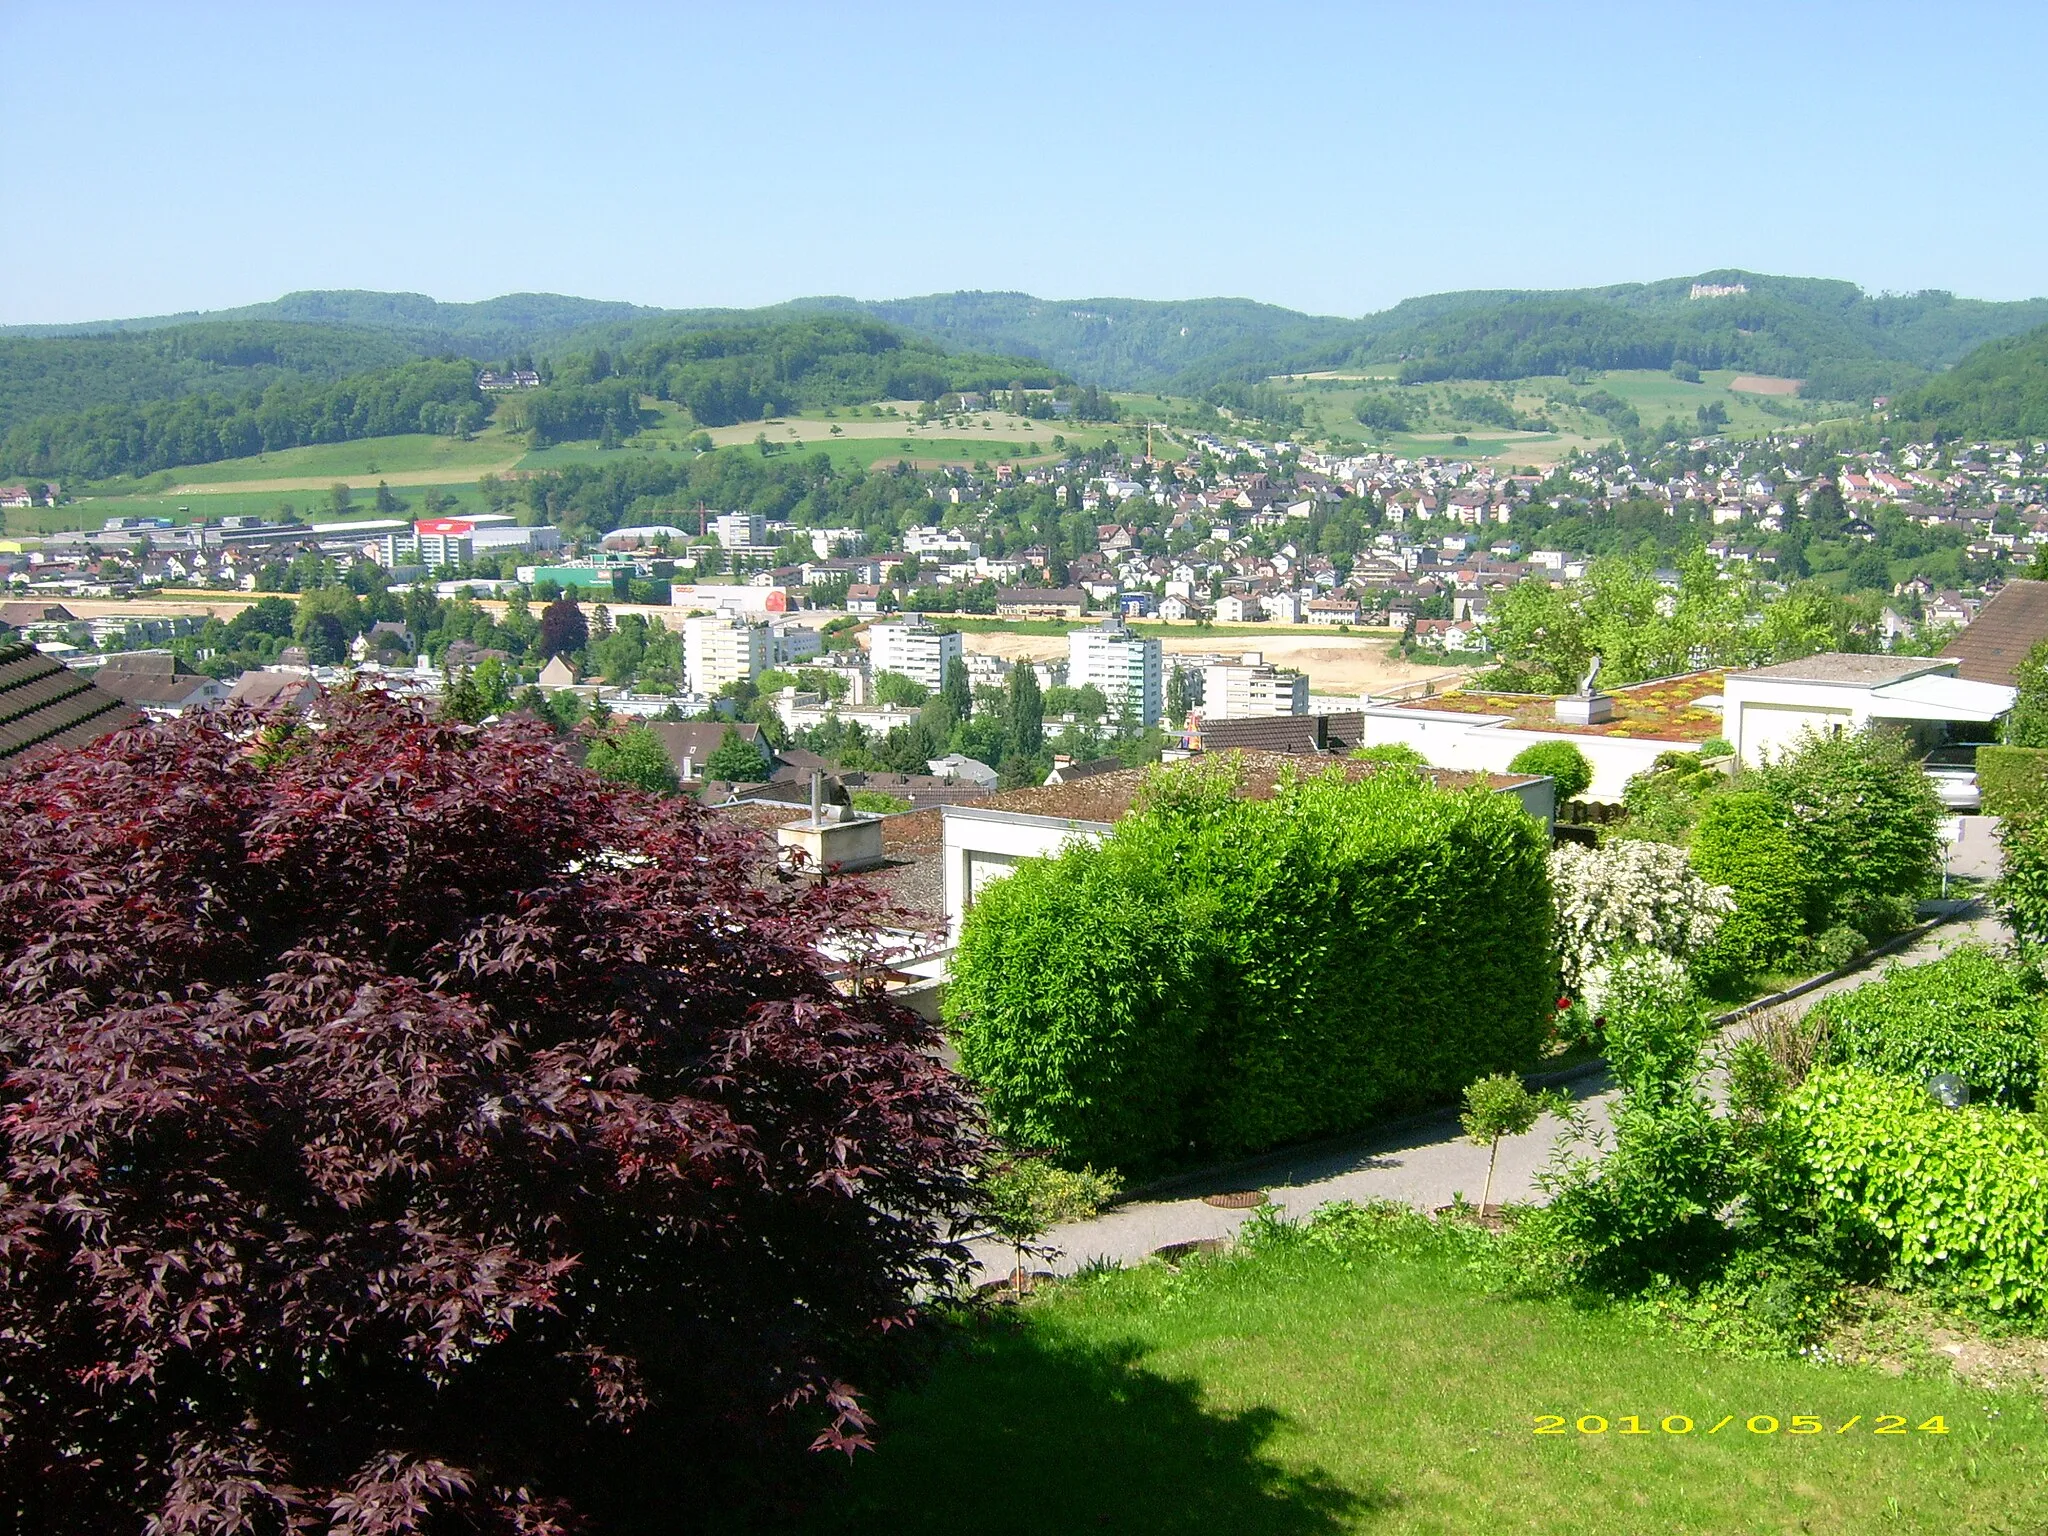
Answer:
968;903;2008;1282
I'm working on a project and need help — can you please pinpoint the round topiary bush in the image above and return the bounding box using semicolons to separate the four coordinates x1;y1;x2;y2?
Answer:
1509;740;1594;801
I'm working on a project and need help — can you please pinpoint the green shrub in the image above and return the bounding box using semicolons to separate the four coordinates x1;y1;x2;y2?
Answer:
2002;638;2048;748
947;760;1555;1171
1998;815;2048;946
1689;791;1809;984
1752;727;1942;936
1699;736;1734;759
1793;1066;2048;1312
1616;752;1725;844
1977;745;2048;817
1801;925;1865;974
1351;742;1428;767
1807;946;2047;1108
1523;956;1736;1289
1508;740;1593;801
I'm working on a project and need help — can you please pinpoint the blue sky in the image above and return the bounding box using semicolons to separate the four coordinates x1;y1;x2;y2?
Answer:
3;1;2043;324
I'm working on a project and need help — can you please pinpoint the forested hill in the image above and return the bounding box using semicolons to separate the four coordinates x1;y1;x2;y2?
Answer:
1890;322;2048;439
2;290;672;352
0;322;426;440
782;273;2048;399
0;315;1060;482
773;292;1359;395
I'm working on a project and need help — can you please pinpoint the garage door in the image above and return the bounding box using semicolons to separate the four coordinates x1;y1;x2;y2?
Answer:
1739;702;1851;763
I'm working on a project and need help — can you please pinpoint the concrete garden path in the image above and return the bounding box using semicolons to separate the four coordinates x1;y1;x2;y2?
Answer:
967;902;2009;1284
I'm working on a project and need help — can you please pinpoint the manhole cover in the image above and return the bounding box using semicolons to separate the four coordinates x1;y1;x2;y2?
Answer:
1153;1237;1230;1265
1202;1190;1269;1209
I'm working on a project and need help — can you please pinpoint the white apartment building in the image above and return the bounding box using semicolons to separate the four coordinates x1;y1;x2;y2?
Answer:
867;620;963;691
712;512;767;550
683;614;770;695
373;521;559;570
904;527;980;559
1201;656;1309;719
1068;619;1163;727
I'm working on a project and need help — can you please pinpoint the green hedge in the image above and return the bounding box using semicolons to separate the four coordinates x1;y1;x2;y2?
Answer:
1808;946;2047;1108
1793;1067;2048;1313
1980;745;2048;818
947;760;1555;1172
944;843;1208;1170
1688;791;1808;983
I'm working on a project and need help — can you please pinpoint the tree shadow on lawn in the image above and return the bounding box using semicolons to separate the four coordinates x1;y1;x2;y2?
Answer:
786;1322;1385;1534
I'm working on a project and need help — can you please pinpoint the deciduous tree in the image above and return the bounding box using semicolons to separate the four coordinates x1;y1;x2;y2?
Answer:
0;694;978;1534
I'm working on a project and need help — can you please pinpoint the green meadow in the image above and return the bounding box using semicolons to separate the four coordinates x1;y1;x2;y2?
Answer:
778;1219;2048;1536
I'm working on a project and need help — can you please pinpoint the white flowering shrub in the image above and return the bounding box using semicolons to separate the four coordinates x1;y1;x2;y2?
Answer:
1550;840;1734;1010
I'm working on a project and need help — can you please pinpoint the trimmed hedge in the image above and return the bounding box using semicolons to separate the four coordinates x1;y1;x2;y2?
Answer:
944;842;1207;1171
1793;1067;2048;1313
1689;791;1808;982
1809;945;2047;1107
947;760;1555;1172
1979;745;2048;818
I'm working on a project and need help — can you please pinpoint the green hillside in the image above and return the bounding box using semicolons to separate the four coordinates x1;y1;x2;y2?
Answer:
0;316;1063;483
1890;322;2048;439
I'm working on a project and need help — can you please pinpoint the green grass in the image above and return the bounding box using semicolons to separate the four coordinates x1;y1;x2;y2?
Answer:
785;1223;2048;1535
130;431;523;487
10;481;498;535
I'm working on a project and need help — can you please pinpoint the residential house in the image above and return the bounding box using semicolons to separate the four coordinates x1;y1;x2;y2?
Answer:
90;653;229;717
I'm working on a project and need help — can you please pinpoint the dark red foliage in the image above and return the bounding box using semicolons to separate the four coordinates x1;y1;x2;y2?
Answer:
537;600;587;661
0;694;981;1535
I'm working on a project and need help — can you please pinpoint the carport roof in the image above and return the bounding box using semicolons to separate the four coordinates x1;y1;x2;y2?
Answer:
1865;673;2017;723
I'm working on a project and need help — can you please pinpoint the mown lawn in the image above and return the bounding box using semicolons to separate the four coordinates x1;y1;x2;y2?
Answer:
777;1225;2048;1535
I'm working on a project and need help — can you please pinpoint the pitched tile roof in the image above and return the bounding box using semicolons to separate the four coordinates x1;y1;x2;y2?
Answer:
1941;581;2048;686
0;639;144;765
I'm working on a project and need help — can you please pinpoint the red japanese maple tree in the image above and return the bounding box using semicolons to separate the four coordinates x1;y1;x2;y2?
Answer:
0;693;979;1534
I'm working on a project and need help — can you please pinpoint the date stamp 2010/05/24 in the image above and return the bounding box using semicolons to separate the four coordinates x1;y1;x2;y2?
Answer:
1533;1414;1948;1436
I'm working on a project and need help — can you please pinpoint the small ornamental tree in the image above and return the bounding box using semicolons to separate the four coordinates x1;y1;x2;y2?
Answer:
0;693;980;1534
1460;1074;1566;1210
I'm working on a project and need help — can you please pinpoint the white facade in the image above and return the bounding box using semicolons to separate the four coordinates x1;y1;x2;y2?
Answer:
904;527;980;558
1067;621;1163;727
1722;655;2014;765
712;512;767;550
868;621;964;691
683;615;769;695
1349;704;1680;802
1200;657;1308;719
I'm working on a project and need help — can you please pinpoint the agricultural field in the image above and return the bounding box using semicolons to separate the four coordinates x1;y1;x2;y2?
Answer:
787;1219;2048;1535
9;479;498;535
1268;368;1867;464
